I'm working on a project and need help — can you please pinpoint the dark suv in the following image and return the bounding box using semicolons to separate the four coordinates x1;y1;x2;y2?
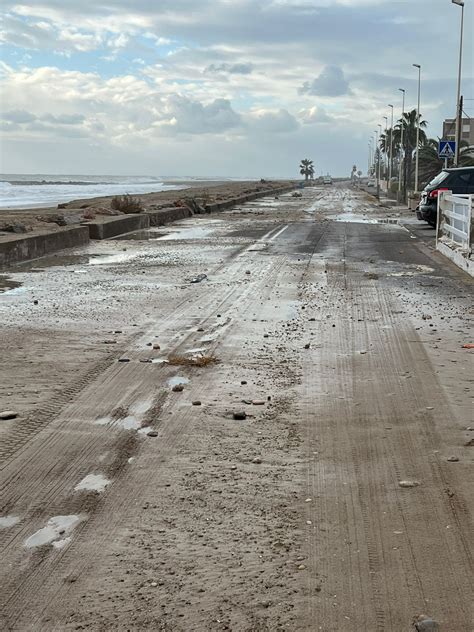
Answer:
416;166;474;226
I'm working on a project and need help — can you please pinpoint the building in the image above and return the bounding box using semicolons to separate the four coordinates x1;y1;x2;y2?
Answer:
442;117;474;145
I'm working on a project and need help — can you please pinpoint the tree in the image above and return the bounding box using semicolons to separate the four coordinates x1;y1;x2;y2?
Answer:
391;109;427;195
300;159;314;180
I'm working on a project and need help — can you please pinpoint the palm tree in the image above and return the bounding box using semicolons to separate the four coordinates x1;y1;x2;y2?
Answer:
300;159;314;180
419;139;474;187
391;109;427;195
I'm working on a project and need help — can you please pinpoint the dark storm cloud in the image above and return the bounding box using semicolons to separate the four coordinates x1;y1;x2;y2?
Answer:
299;65;350;97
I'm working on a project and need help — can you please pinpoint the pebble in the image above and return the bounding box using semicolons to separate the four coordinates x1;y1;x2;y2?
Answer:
33;300;38;305
252;400;266;406
252;457;262;464
192;401;202;406
150;581;158;587
118;358;130;363
245;270;251;275
304;343;311;349
413;615;440;631
153;344;161;350
399;480;420;488
0;410;18;420
147;431;158;438
447;456;459;462
172;384;184;392
103;340;117;344
233;411;247;420
241;380;247;385
297;564;306;570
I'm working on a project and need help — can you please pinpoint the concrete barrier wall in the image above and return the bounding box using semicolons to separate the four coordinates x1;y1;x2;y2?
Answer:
88;214;150;240
148;207;193;227
0;226;90;267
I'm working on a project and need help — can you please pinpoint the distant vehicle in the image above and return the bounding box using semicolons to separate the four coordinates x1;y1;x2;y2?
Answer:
367;179;376;187
323;176;332;184
416;167;474;227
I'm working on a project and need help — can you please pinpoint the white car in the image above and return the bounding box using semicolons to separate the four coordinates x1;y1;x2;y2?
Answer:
323;176;332;184
367;179;375;187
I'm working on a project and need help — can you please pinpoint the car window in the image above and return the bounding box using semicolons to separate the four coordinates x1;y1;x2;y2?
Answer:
429;171;449;186
448;172;471;188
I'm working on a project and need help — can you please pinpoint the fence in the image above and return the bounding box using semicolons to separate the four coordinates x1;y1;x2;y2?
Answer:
436;192;473;276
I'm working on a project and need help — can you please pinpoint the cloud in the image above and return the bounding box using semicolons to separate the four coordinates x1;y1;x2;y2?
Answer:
156;95;242;134
299;65;350;97
205;62;254;75
2;109;37;123
299;106;332;124
245;108;299;134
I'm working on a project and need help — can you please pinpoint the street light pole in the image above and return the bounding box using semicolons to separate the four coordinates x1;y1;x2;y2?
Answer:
383;115;388;190
413;64;421;194
398;88;405;200
378;123;382;197
452;0;465;165
388;104;394;187
374;129;380;198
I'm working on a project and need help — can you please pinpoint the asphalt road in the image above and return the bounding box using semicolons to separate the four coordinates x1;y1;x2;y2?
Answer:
0;185;472;631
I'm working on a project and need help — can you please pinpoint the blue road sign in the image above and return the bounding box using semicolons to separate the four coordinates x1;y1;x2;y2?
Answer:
438;140;456;159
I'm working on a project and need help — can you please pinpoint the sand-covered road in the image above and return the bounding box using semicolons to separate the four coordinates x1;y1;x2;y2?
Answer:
0;185;472;631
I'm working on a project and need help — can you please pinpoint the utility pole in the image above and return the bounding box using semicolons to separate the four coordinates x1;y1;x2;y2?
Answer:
452;0;465;165
398;88;405;201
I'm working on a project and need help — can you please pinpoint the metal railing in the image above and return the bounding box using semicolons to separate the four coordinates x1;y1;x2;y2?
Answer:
437;191;473;254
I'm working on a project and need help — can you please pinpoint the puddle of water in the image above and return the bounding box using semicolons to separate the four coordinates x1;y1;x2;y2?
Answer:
94;399;153;431
158;227;213;241
1;286;27;296
0;515;20;528
0;276;23;294
286;300;302;320
138;425;153;435
115;230;166;241
94;416;111;426
24;514;84;548
88;252;137;266
74;473;111;493
53;537;71;550
167;376;190;387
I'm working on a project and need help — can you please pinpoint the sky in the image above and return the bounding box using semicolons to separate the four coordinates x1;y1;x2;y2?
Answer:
0;0;472;178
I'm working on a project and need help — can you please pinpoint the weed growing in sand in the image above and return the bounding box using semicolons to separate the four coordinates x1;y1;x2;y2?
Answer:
111;194;144;214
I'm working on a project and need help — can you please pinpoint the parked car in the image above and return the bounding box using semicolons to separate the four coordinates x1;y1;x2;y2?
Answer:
323;176;332;184
416;166;474;227
367;179;376;187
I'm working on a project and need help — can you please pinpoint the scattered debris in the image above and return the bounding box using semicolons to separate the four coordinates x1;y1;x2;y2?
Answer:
168;354;218;367
252;457;262;464
190;274;207;284
152;343;161;350
147;431;158;437
192;401;202;406
413;614;440;631
364;272;379;280
103;340;117;344
0;410;18;420
304;343;311;349
399;480;421;488
422;314;432;321
233;411;247;421
118;358;130;363
172;384;184;393
446;456;459;462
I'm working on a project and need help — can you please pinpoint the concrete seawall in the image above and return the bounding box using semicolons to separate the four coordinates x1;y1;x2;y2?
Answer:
0;226;90;267
0;184;297;265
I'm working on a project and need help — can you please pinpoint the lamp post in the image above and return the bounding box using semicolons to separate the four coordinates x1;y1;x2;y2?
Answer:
374;129;380;198
378;123;382;197
398;88;405;200
368;141;373;175
388;104;394;186
383;115;388;190
413;64;421;194
452;0;465;165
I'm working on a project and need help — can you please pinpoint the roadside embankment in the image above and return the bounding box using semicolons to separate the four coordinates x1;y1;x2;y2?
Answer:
0;180;297;264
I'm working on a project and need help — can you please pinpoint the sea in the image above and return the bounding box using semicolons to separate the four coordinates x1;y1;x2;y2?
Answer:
0;174;234;209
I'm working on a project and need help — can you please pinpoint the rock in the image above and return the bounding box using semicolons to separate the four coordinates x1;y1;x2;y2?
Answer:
197;328;204;332
118;358;130;363
233;411;247;420
114;330;122;334
304;343;311;349
103;340;117;344
245;270;251;275
82;209;96;220
413;615;440;631
297;564;306;570
190;274;207;284
421;314;432;320
33;300;38;305
152;344;161;350
309;318;316;322
146;342;152;346
95;207;122;216
172;384;184;392
465;438;474;447
252;400;266;406
1;223;27;234
263;334;269;338
447;456;459;462
399;480;421;488
252;457;262;464
55;213;83;226
147;431;158;438
192;401;202;406
241;380;247;385
57;203;68;209
150;581;158;587
0;411;18;420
